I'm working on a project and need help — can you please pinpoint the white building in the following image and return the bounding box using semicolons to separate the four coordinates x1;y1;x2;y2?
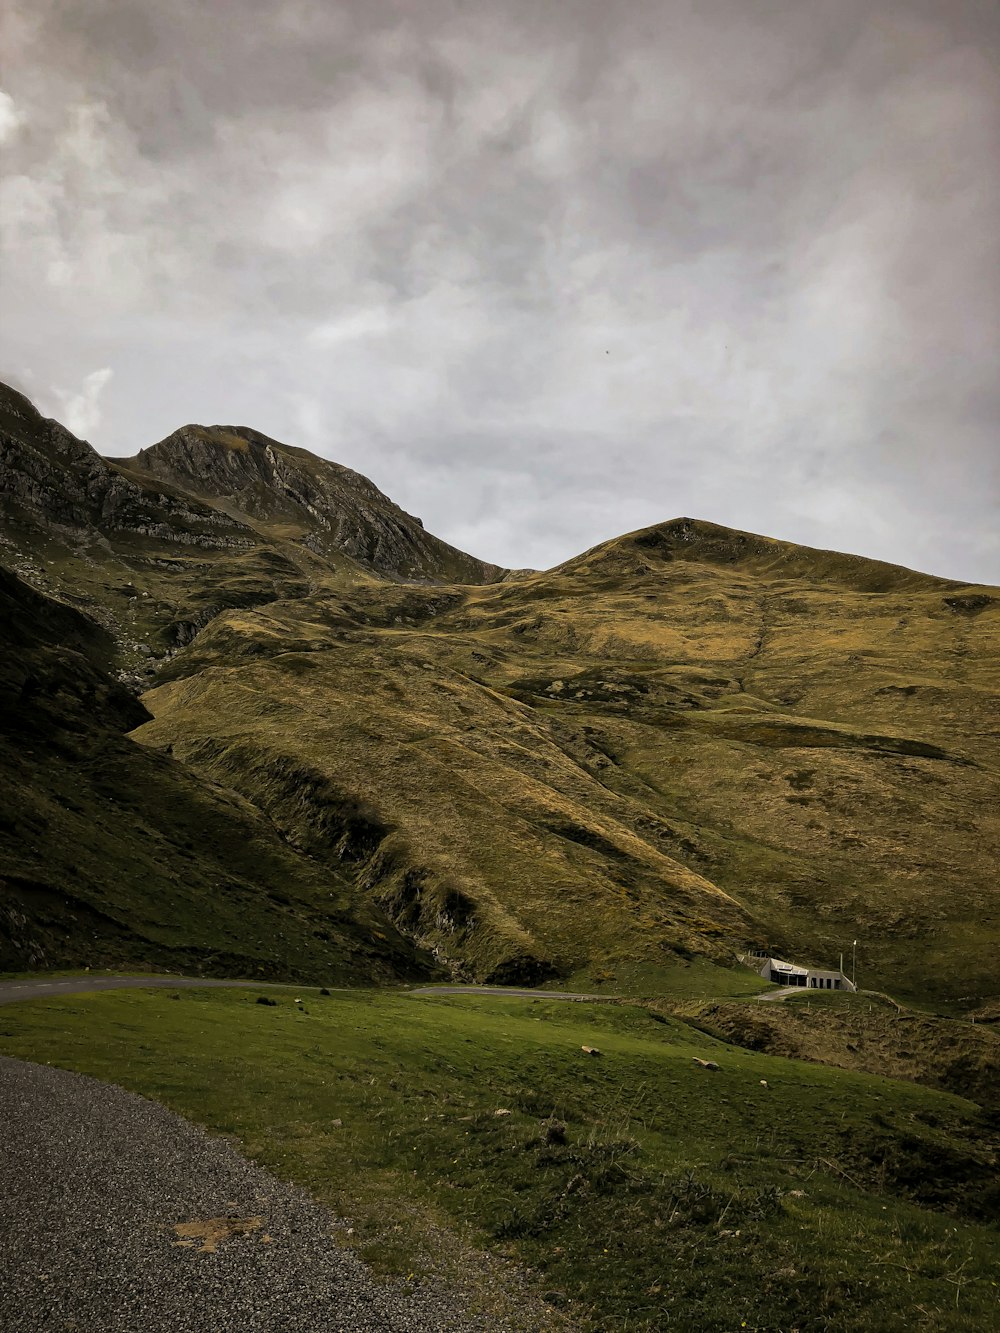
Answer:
745;949;857;992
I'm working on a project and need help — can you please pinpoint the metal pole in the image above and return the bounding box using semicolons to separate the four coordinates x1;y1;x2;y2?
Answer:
852;939;857;989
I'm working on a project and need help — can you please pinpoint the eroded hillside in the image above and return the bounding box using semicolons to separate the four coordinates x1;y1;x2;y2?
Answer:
0;565;432;981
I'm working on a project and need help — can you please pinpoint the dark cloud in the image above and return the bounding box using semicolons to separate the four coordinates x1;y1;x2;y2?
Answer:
1;0;997;579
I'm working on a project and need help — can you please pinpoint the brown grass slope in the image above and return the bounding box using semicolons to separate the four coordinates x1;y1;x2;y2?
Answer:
136;518;999;1005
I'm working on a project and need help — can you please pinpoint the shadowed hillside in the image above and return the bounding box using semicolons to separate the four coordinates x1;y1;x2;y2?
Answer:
0;565;434;982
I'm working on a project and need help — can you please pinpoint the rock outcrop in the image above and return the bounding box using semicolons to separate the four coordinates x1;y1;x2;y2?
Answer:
120;424;504;585
0;381;505;672
0;384;255;552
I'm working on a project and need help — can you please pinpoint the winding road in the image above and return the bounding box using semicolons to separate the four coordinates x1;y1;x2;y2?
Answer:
410;985;602;1001
756;986;806;1003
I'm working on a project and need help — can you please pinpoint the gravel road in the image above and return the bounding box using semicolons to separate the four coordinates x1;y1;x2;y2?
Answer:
0;1056;556;1333
756;987;806;1003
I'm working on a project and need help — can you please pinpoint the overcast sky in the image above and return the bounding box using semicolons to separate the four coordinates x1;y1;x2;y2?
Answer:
2;1;998;580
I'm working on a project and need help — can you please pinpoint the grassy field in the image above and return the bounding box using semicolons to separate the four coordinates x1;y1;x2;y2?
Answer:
2;986;997;1332
547;958;773;1000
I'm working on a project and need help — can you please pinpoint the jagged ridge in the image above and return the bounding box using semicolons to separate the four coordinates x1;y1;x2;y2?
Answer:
117;424;504;585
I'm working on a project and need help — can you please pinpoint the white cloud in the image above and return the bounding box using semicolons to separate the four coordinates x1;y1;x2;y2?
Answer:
307;307;397;346
58;367;114;440
0;89;23;142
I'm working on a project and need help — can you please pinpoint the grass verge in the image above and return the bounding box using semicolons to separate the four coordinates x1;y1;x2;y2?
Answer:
1;986;997;1331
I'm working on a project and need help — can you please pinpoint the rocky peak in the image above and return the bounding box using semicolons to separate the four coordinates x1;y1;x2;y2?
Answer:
0;382;254;553
120;423;505;585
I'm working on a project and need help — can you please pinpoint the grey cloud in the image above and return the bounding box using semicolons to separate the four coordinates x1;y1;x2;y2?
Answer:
1;0;997;581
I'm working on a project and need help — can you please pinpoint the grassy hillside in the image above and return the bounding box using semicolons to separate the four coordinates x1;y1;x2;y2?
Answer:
135;522;1000;1004
4;379;997;1005
666;990;1000;1110
0;567;434;982
3;986;997;1332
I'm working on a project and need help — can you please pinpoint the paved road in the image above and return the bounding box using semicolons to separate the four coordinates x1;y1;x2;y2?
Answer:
0;974;303;1006
0;1057;557;1332
410;985;603;1002
756;986;860;1003
2;975;802;1009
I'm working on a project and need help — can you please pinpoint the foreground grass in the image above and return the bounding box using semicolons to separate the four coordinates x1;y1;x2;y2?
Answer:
1;987;997;1332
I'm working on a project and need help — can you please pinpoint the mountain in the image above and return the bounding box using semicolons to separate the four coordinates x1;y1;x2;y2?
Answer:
135;519;999;1003
2;382;998;1005
0;563;431;981
0;383;502;687
116;425;503;584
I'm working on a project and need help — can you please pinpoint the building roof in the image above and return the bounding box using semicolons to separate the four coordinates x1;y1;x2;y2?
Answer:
768;958;809;977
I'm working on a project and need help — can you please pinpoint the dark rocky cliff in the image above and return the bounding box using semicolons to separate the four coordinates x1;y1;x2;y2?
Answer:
0;384;255;553
119;424;504;585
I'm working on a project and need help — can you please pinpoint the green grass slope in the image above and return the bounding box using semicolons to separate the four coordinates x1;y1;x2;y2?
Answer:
3;986;997;1332
668;990;1000;1110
